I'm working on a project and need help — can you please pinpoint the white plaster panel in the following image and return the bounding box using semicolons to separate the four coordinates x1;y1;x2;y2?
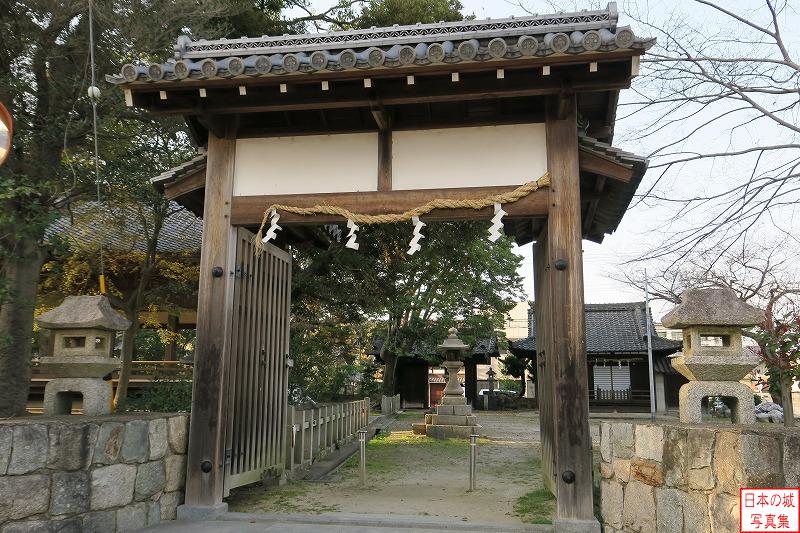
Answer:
392;124;547;190
233;133;379;196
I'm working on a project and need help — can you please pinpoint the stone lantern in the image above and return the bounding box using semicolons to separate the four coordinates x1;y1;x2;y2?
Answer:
36;295;130;415
662;288;763;424
421;328;481;438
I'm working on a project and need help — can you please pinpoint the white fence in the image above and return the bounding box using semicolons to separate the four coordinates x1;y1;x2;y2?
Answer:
286;397;370;473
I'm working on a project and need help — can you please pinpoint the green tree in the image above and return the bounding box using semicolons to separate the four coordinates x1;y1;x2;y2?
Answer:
501;353;534;398
292;222;523;398
0;0;368;417
357;0;465;27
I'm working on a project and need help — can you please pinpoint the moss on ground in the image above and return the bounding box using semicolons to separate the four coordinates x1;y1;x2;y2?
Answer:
513;488;556;524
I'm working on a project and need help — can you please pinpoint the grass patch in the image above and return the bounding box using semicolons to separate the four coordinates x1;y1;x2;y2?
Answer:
514;488;556;524
227;481;340;514
395;411;423;422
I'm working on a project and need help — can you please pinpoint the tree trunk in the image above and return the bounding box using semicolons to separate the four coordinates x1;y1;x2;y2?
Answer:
113;306;140;410
517;370;526;399
0;240;45;417
781;373;795;428
382;353;397;396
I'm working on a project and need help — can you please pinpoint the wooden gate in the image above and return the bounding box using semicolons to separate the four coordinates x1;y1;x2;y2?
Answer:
223;229;291;494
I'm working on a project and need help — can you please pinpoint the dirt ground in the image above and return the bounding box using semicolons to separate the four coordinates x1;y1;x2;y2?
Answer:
227;410;558;525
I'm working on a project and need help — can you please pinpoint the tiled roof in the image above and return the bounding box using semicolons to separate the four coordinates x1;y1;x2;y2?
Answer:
47;201;202;254
510;302;682;355
108;3;653;85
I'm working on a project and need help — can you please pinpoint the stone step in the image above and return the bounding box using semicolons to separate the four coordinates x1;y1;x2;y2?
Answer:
430;414;478;426
426;424;482;439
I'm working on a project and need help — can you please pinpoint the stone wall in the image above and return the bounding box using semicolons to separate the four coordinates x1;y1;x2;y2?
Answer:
599;422;799;533
0;413;188;532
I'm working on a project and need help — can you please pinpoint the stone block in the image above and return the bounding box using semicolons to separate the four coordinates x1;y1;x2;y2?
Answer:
167;415;188;455
0;474;50;521
1;520;51;533
600;479;623;530
710;492;739;533
50;518;83;533
634;424;663;462
82;510;116;533
90;463;136;510
0;426;12;475
784;433;800;487
439;396;468;406
655;488;683;533
687;428;715;469
164;454;186;492
424;414;433;425
600;423;611;463
121;420;148;463
159;491;184;520
679;381;755;424
147;501;161;526
683;491;711;533
51;470;89;515
687;466;714;491
93;422;124;465
148;418;168;460
662;427;687;487
741;432;784;487
452;404;473;415
135;460;166;500
599;462;614;479
8;425;48;474
429;414;477;426
411;423;426;435
435;405;454;415
630;459;663;487
610;423;634;459
48;423;98;471
117;502;148;532
622;480;656;533
612;458;631;483
425;424;480;439
44;378;112;416
713;431;743;494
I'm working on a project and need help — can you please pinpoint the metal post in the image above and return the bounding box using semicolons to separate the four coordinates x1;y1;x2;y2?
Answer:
358;429;367;486
645;270;656;422
469;434;478;491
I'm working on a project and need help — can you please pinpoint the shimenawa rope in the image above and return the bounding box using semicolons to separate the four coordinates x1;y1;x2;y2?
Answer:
253;172;551;250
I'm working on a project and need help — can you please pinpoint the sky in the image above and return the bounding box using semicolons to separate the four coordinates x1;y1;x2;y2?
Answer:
293;0;800;321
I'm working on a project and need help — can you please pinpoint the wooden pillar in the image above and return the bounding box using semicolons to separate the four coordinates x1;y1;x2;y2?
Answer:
534;234;556;496
464;358;478;407
544;94;595;525
184;130;237;508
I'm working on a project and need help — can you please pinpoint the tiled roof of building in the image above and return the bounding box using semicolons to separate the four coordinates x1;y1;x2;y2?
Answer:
47;201;202;254
108;3;653;85
510;301;682;355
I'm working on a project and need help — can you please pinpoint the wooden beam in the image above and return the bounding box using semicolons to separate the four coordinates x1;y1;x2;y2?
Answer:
578;150;633;183
163;167;206;200
544;94;594;524
230;185;550;226
377;128;392;191
184;130;237;508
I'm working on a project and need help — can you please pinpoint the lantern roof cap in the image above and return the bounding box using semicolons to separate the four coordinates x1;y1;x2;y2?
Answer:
661;288;764;329
438;327;469;352
36;295;131;331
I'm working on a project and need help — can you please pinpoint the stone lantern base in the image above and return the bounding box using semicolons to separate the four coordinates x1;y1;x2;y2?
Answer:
44;378;113;416
678;381;755;424
423;395;481;439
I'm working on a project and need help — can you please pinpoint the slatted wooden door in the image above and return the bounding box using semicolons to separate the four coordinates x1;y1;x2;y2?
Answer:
223;228;291;494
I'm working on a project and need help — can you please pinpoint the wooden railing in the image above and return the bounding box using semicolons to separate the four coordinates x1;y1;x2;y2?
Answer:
286;397;370;474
